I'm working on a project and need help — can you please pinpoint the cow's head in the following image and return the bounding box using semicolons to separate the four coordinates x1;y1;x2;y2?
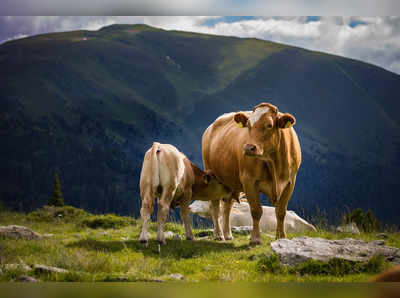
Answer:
234;102;295;159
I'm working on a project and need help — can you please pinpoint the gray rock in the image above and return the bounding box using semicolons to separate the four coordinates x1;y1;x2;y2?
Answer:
377;233;388;239
164;231;174;238
168;273;184;281
14;275;38;282
336;223;360;234
42;233;54;238
34;264;69;274
271;236;399;266
0;225;42;240
4;263;32;273
232;226;252;235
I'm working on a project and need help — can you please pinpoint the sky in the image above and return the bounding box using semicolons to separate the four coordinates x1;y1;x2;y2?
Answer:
1;16;400;75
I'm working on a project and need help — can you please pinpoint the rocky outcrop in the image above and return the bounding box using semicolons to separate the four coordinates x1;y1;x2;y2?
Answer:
271;236;400;266
336;223;360;234
14;275;38;282
0;225;41;240
33;264;69;274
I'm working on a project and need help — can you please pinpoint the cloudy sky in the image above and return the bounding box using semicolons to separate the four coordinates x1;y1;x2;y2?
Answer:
1;16;400;75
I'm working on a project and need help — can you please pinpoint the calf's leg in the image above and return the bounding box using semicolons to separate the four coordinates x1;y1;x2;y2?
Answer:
139;192;154;243
180;191;194;240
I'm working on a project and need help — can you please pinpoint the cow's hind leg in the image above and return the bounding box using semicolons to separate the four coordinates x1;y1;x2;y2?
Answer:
139;192;154;244
156;188;174;245
180;192;194;240
210;200;224;241
275;177;296;239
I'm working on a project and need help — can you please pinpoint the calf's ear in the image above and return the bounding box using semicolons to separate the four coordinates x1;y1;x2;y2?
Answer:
277;113;296;129
203;173;212;184
234;112;249;128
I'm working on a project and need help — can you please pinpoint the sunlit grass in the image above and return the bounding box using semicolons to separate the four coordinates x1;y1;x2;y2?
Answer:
1;210;399;282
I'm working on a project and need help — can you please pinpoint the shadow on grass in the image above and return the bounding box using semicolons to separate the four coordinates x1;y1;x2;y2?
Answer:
67;238;249;259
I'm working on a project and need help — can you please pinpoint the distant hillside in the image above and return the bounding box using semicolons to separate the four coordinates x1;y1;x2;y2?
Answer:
1;24;399;225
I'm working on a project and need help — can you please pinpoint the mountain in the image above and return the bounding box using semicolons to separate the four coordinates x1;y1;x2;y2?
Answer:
1;24;399;225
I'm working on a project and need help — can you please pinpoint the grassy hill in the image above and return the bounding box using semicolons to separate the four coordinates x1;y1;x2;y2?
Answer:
0;24;400;225
1;208;399;282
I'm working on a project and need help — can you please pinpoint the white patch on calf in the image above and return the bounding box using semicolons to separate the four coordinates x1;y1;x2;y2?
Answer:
249;107;269;127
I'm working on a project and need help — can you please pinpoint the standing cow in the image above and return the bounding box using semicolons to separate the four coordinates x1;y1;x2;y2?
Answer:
139;142;231;244
202;102;301;244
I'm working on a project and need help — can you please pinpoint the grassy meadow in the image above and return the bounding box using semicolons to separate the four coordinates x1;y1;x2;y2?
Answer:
1;206;399;282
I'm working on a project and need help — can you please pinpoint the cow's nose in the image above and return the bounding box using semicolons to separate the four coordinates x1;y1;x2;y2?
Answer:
243;144;257;155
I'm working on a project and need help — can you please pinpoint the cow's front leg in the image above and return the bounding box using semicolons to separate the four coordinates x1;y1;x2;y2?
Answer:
210;200;224;241
139;191;154;244
180;192;194;240
222;195;236;240
156;189;174;245
275;178;296;239
243;182;262;245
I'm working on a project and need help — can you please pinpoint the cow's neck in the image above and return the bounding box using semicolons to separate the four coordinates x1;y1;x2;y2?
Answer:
261;130;287;201
189;161;205;187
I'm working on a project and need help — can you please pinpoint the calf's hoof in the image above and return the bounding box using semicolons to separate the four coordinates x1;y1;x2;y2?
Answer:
224;235;234;241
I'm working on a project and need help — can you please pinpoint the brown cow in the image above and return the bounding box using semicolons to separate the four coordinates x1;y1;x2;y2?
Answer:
139;142;231;244
202;102;301;244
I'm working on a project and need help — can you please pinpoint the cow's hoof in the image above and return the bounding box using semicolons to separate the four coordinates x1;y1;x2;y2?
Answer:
186;237;194;241
224;235;234;241
249;239;262;246
139;239;148;244
157;239;167;245
214;236;225;241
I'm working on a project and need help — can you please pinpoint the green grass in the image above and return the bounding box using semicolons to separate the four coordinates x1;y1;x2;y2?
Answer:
1;209;399;282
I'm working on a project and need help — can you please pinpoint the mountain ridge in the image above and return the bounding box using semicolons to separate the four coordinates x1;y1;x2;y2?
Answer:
1;24;399;225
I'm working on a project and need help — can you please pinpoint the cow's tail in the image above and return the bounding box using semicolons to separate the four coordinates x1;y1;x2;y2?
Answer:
150;142;161;195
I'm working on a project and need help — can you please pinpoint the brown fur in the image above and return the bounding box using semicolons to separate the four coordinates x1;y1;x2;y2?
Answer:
139;142;231;244
370;265;400;282
202;103;301;244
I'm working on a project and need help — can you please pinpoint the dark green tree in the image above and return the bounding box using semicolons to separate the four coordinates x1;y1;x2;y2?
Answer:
48;173;64;207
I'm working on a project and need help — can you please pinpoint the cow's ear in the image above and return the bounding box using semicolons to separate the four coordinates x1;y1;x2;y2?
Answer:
277;113;296;129
203;173;212;184
234;112;248;128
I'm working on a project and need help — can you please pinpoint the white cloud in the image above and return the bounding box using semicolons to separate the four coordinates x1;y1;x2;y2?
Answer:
1;16;400;74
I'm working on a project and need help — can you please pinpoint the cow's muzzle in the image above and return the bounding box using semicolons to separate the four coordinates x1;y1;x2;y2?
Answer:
243;144;257;156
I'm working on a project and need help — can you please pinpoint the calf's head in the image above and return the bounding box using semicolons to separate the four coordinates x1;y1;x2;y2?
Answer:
234;102;295;158
191;170;232;201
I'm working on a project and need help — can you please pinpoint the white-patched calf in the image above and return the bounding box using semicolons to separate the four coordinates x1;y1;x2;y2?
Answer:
139;142;231;244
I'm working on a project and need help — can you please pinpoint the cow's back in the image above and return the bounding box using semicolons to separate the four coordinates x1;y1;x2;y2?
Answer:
140;142;188;198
